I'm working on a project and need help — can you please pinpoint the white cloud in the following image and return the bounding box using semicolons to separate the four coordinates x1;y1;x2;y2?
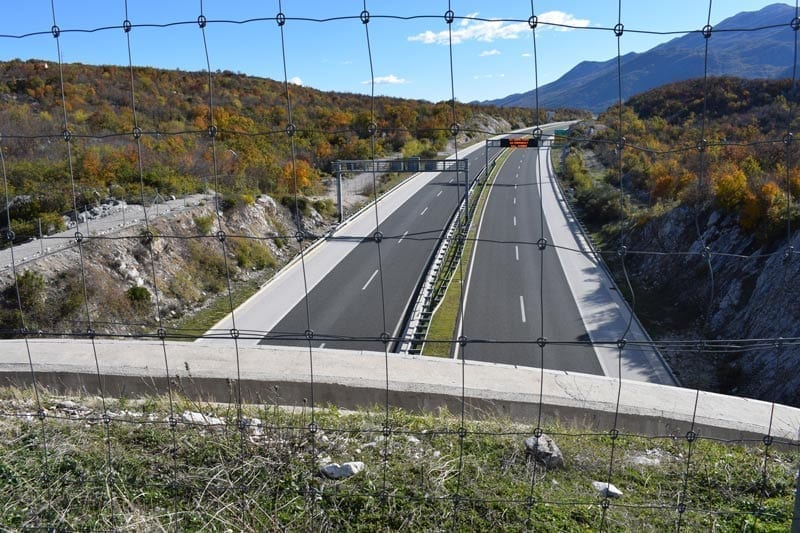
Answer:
288;76;303;85
362;74;408;85
408;11;589;45
521;52;532;57
540;11;591;31
479;49;501;57
462;12;479;27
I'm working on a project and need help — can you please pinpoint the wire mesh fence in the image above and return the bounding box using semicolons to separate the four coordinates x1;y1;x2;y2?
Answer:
0;0;799;530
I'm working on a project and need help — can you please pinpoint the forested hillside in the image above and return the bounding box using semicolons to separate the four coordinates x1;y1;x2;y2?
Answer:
595;77;799;239
560;76;800;404
0;58;575;242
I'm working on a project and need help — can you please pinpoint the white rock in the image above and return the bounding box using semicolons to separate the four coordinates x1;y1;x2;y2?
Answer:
181;411;205;424
592;481;623;498
320;461;365;480
181;411;225;426
406;435;420;444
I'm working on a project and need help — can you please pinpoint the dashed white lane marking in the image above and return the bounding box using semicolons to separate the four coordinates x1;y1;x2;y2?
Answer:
436;190;442;197
362;269;379;291
520;295;527;323
398;230;408;243
420;207;428;216
515;245;519;261
513;215;517;226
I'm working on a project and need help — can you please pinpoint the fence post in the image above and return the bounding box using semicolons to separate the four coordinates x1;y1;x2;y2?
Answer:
484;140;489;182
792;461;800;532
38;218;43;255
336;164;343;224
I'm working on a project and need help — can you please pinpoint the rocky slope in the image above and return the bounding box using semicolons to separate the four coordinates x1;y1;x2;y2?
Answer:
617;204;800;405
0;194;334;338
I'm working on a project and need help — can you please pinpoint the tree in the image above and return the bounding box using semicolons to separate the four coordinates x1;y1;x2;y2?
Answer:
712;163;748;211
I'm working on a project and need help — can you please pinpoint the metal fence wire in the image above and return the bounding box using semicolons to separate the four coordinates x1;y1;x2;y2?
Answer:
0;0;799;530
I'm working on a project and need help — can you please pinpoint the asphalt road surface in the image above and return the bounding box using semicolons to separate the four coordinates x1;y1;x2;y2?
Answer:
259;146;500;352
460;146;604;375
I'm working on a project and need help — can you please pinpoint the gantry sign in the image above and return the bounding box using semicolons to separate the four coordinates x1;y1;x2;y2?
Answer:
331;158;469;223
486;137;539;148
482;129;543;182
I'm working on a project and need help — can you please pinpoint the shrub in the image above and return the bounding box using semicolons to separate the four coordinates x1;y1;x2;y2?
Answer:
280;195;310;217
193;214;214;235
563;152;591;191
712;164;748;211
575;182;627;226
312;198;335;216
219;193;256;212
187;241;228;293
13;270;45;317
168;272;201;304
126;286;151;304
57;270;84;319
231;238;276;270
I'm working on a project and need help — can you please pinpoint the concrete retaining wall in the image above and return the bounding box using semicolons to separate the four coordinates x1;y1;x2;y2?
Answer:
2;339;798;444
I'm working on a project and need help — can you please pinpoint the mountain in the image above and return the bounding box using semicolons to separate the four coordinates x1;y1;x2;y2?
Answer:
486;3;797;112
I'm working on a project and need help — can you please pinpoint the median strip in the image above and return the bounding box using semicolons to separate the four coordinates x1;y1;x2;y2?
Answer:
421;149;512;357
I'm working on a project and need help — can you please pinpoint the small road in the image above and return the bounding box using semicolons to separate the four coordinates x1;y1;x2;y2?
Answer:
1;194;208;274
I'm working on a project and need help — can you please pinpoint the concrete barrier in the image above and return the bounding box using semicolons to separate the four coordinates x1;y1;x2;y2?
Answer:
1;339;798;444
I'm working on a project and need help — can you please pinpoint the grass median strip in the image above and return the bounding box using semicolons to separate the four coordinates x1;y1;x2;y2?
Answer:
423;149;512;357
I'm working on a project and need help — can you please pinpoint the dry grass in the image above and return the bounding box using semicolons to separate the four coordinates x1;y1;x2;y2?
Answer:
0;386;796;530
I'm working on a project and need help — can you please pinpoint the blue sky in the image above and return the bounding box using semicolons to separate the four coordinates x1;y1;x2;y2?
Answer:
0;1;789;103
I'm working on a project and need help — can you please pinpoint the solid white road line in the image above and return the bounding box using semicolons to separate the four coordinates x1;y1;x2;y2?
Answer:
520;295;526;323
420;207;428;216
362;269;379;291
398;230;408;244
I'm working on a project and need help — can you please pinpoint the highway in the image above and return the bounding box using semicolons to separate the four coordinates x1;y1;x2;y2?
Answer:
460;145;603;374
258;145;500;352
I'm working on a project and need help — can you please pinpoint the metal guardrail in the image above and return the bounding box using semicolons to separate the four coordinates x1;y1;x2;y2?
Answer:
399;152;502;355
